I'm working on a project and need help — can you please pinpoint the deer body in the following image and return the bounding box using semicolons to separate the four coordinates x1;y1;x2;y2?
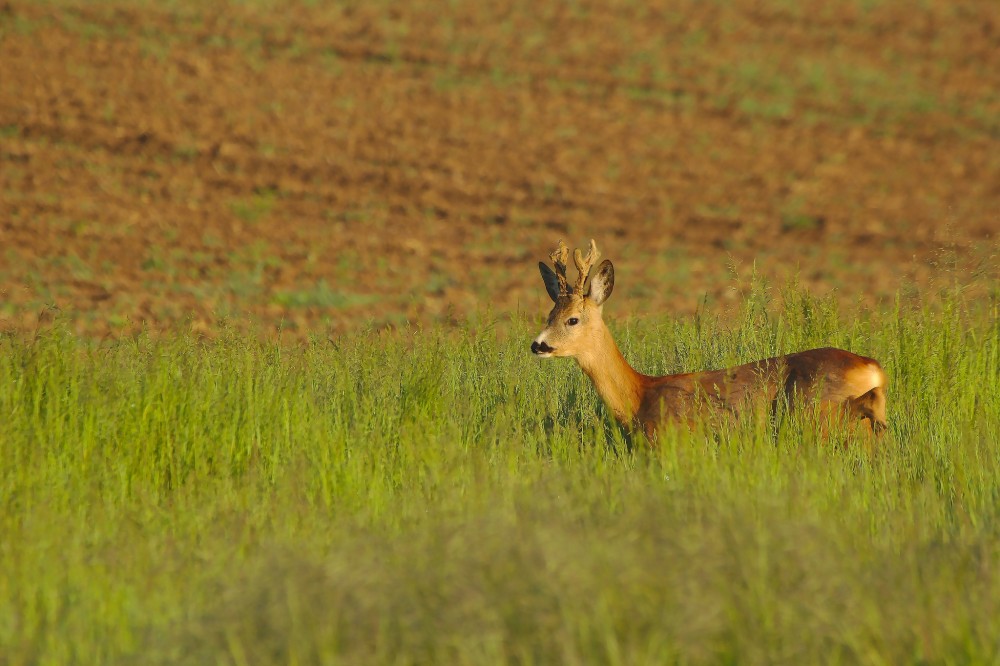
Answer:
532;240;887;437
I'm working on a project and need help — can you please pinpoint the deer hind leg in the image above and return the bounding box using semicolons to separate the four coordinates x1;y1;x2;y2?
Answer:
848;386;887;434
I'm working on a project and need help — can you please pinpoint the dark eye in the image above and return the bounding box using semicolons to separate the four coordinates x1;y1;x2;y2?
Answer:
567;317;579;326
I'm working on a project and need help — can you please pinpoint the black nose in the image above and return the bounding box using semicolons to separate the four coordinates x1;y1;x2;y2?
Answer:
531;341;554;354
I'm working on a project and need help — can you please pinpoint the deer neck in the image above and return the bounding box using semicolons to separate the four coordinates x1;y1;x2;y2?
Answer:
574;322;645;424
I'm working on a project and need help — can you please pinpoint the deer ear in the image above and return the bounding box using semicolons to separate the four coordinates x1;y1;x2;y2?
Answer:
588;260;614;305
539;262;562;302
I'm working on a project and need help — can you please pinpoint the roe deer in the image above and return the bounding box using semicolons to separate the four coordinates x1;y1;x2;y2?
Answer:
531;239;888;438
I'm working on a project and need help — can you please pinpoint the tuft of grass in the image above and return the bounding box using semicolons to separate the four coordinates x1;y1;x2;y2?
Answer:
0;288;998;664
271;279;376;310
780;197;825;232
229;188;278;224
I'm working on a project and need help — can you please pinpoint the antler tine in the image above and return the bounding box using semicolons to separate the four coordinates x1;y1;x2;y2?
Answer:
573;238;600;294
548;240;571;295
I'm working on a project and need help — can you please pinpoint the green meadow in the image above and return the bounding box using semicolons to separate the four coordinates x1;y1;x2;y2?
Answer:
2;286;998;665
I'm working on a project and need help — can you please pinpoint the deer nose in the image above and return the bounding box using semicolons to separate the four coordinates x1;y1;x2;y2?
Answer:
531;341;554;354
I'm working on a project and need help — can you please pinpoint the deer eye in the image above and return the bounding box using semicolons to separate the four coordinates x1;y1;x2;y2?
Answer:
566;317;579;326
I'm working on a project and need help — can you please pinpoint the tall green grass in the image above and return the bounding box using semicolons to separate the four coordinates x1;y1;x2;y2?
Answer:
1;289;998;665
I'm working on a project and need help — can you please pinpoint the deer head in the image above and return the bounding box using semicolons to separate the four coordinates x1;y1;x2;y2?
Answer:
531;239;615;358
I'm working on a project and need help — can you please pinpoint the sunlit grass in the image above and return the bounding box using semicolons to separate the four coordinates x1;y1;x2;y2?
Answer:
1;288;997;664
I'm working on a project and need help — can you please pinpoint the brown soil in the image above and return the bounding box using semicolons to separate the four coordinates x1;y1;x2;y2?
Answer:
1;0;997;338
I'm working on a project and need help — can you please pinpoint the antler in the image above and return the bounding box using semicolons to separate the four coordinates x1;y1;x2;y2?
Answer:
548;240;571;296
573;239;600;294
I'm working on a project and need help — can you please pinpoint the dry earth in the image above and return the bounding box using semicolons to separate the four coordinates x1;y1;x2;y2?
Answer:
1;0;997;337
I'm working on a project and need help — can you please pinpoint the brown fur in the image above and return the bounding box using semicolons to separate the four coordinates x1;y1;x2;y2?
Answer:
634;347;889;436
533;240;888;439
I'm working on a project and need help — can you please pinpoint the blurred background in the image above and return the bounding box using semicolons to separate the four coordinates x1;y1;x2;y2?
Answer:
1;0;997;338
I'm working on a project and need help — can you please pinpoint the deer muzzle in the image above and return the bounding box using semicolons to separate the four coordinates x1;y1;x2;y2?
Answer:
531;340;555;355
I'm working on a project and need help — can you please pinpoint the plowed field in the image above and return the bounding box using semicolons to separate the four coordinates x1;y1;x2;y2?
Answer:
1;0;998;337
